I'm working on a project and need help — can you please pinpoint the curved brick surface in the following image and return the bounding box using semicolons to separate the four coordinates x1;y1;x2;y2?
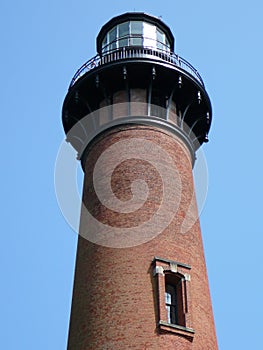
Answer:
67;125;218;349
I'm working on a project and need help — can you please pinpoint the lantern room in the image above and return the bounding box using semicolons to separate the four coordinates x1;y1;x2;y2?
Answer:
96;13;175;55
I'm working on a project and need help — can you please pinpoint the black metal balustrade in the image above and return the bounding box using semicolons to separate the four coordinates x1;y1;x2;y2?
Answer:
69;46;204;88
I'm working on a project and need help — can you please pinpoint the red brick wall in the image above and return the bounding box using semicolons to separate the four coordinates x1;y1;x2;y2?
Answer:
67;125;218;350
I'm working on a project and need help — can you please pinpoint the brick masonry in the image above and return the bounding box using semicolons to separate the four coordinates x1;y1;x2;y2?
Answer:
67;125;218;349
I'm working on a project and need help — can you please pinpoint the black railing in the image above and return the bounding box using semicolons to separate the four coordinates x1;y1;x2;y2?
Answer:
69;47;204;88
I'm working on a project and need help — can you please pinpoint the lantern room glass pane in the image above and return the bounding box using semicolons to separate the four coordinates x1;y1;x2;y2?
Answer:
143;22;156;49
130;21;143;35
109;26;117;51
119;21;129;38
130;37;143;46
118;21;129;48
102;36;107;52
119;38;129;48
165;37;170;51
130;21;143;46
157;28;165;50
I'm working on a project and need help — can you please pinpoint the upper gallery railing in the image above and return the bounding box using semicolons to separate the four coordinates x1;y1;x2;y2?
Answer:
69;46;204;88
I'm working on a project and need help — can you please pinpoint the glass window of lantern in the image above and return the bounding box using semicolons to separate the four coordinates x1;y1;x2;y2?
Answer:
165;37;170;51
102;36;107;53
130;21;143;34
109;26;117;51
130;21;143;46
119;21;129;38
156;28;165;51
118;21;129;48
143;22;156;49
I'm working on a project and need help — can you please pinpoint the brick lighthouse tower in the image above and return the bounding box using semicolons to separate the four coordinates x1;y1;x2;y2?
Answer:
62;12;218;349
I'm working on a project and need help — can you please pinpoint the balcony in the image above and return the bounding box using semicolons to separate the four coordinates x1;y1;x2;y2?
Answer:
69;46;204;89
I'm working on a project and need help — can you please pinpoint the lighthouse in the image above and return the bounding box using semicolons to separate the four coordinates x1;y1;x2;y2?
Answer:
62;12;218;349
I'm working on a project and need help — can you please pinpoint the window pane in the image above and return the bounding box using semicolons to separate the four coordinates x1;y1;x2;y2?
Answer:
165;37;170;50
119;38;128;48
157;29;164;43
109;42;116;51
109;26;117;42
157;29;164;50
130;21;143;34
165;291;171;304
166;305;171;323
102;36;107;47
119;21;129;38
108;27;117;50
130;37;143;46
165;283;177;324
170;288;177;305
143;22;156;49
102;36;107;52
170;305;177;324
157;42;165;51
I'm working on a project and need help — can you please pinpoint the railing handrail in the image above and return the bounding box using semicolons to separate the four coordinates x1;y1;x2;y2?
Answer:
69;47;204;88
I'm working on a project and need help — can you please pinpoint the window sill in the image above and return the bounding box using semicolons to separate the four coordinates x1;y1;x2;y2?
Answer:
158;320;195;340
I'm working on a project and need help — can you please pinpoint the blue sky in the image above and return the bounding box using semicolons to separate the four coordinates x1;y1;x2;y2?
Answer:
1;0;263;349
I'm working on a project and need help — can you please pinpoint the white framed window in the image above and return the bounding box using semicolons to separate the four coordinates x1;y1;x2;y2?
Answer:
152;257;195;339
